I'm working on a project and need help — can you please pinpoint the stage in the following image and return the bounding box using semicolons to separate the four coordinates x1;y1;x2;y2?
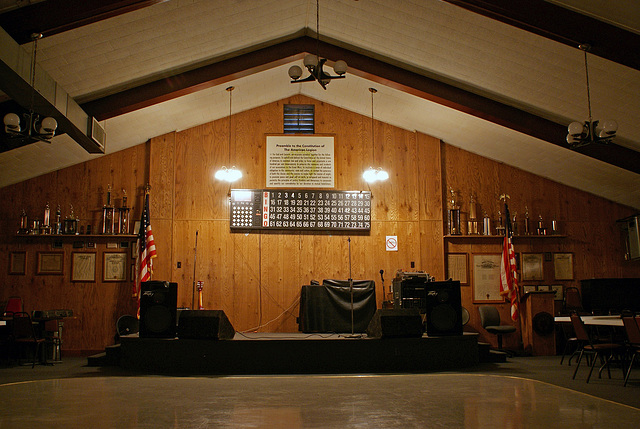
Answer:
116;332;480;375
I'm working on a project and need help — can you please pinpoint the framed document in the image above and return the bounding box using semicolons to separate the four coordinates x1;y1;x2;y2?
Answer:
103;252;128;282
71;252;96;282
522;285;537;294
36;252;64;275
522;253;544;281
472;253;503;302
9;251;26;275
447;253;469;285
551;285;564;300
553;253;574;280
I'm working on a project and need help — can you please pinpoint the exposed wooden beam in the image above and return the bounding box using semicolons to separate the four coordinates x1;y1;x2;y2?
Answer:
0;0;168;45
443;0;640;71
80;35;640;174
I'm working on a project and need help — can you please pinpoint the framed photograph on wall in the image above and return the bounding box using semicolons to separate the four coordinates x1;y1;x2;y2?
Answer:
554;253;574;280
9;251;26;275
71;252;96;282
551;285;564;300
522;285;537;294
472;253;503;302
103;252;128;282
447;253;468;285
36;252;64;275
521;253;544;281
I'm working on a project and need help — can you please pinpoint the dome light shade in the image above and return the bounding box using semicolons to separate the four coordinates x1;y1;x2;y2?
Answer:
4;112;21;133
333;60;347;75
288;65;302;80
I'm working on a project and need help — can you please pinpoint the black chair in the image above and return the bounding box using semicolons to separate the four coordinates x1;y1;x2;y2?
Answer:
570;314;624;383
115;315;139;342
10;312;47;368
478;305;516;354
622;316;640;387
563;287;583;314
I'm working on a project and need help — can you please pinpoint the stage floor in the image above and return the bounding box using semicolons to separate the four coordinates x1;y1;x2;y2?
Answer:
118;332;480;375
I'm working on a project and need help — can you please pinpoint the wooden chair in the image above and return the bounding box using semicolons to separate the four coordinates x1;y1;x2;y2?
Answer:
622;315;640;386
11;312;47;368
570;314;624;383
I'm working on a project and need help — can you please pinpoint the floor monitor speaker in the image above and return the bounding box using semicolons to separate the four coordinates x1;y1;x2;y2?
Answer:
425;280;463;336
177;310;236;340
139;281;178;338
366;309;424;338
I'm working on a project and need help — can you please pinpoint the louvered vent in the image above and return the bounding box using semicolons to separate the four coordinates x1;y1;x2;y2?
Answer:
284;104;314;134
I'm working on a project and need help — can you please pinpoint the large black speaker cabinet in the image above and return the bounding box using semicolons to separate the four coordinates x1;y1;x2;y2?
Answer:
139;281;177;338
424;280;463;336
177;310;236;340
366;309;424;338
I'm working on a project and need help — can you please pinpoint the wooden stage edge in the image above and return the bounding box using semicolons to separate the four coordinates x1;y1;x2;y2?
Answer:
118;332;480;375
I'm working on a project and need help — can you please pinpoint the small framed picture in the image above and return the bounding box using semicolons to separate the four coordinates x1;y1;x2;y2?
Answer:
71;252;96;282
521;253;544;281
133;221;141;235
551;285;564;300
9;251;26;275
522;285;537;294
103;252;128;282
447;253;468;285
131;241;138;259
36;252;64;275
106;242;118;249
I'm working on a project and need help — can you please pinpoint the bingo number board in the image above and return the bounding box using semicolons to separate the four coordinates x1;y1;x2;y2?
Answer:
230;189;371;232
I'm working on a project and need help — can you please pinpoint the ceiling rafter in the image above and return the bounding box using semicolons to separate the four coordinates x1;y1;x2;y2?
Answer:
443;0;640;71
80;35;640;175
0;0;168;44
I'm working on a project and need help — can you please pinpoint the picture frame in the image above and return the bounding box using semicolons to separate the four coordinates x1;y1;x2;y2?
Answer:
554;252;574;280
472;253;503;302
133;221;141;235
71;252;96;282
447;253;468;285
103;252;128;282
36;251;64;275
131;241;137;259
9;251;26;275
521;253;544;281
551;284;564;300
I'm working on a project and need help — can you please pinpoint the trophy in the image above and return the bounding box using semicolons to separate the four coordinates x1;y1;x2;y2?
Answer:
18;209;29;234
40;202;52;235
467;193;479;235
447;187;461;235
102;185;116;234
63;204;79;235
524;206;531;235
482;210;491;235
118;189;131;234
54;204;62;234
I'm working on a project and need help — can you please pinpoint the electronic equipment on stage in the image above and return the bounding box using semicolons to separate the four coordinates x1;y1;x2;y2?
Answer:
392;270;433;311
229;189;371;232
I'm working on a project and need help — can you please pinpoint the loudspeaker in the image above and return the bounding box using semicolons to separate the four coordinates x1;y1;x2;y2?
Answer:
424;280;462;336
139;281;177;338
177;310;235;340
366;309;424;338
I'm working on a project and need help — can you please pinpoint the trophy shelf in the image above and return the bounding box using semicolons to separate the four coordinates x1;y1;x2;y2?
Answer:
444;234;567;240
15;234;138;240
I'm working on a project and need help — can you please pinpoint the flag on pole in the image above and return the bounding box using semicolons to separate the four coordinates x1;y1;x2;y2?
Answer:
134;189;157;318
500;202;520;321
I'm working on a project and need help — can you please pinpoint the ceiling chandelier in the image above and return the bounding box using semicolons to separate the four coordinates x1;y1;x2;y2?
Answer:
362;88;389;183
214;86;242;183
288;0;347;90
566;44;617;148
3;33;58;144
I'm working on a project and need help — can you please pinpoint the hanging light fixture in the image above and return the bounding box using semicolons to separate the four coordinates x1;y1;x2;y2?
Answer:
214;86;242;182
288;0;347;90
3;33;58;144
362;88;389;183
566;44;617;148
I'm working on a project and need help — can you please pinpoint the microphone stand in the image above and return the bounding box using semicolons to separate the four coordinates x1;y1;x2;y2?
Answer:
191;230;199;310
345;237;361;338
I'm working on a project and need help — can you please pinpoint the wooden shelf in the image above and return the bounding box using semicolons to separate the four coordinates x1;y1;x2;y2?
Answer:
444;234;566;240
16;234;137;240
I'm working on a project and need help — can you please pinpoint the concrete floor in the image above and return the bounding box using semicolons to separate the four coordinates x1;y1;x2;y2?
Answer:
1;356;640;428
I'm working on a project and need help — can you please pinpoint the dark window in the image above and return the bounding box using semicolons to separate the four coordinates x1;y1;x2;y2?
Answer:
284;104;314;134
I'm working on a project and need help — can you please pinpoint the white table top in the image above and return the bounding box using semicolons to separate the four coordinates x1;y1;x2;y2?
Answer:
554;315;623;326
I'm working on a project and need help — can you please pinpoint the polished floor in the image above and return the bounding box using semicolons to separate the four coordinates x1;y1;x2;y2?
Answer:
1;356;640;428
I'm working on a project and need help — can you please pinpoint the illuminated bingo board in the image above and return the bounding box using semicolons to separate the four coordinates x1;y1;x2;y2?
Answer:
230;189;371;231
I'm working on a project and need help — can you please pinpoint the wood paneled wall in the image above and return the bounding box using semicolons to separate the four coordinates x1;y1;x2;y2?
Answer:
0;94;638;353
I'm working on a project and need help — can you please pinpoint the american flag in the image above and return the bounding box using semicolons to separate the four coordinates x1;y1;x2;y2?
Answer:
500;204;520;321
134;192;157;318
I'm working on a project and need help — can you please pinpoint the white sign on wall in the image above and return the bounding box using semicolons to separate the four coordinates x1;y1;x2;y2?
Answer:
386;236;398;252
266;135;334;188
